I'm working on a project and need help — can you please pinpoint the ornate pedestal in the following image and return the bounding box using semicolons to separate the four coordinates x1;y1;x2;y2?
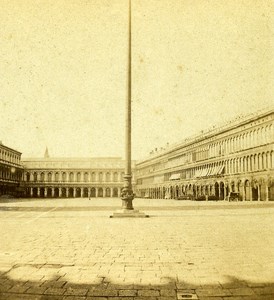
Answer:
110;209;149;218
110;183;149;218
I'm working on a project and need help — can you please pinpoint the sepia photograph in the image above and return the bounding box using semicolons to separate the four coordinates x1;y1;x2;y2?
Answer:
0;0;273;299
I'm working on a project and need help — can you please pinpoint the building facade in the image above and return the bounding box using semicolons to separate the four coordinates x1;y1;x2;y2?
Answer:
135;108;274;201
22;157;136;198
0;142;24;196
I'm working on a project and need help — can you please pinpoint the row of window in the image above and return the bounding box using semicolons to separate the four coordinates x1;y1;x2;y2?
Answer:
138;151;274;185
0;169;22;181
137;121;273;176
192;150;274;178
25;171;126;183
0;149;20;164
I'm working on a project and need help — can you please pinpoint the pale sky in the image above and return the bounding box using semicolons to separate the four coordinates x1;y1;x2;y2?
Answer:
0;0;273;160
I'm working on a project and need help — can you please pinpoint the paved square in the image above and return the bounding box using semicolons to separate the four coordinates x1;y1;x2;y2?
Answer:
0;198;274;299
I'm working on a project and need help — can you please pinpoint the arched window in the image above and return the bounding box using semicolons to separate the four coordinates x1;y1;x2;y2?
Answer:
254;154;257;171
266;152;269;169
262;152;265;169
55;172;59;182
242;134;246;149
91;172;96;182
99;172;103;182
261;127;265;144
250;155;253;171
239;158;242;173
235;158;239;173
113;172;118;182
69;172;74;182
268;124;273;143
77;172;81;182
41;172;45;182
62;172;67;182
258;154;261;170
84;172;88;182
33;172;37;182
106;172;110;182
48;172;52;182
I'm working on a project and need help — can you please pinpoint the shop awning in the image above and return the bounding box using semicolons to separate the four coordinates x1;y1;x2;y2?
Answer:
217;165;224;175
169;173;181;180
207;165;224;176
208;165;218;176
194;169;202;178
201;168;210;177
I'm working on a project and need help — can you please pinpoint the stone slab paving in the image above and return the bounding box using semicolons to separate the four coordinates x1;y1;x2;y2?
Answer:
0;198;274;299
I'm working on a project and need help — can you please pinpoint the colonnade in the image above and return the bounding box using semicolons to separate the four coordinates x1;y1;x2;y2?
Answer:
26;186;122;198
137;177;274;201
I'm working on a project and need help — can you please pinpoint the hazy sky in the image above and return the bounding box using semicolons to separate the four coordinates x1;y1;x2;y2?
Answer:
0;0;273;159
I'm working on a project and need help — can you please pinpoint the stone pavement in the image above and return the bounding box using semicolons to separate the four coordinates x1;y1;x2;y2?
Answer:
0;198;274;300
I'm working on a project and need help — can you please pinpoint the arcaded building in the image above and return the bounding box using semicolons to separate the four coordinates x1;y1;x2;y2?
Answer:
22;155;136;198
0;142;24;196
135;108;274;201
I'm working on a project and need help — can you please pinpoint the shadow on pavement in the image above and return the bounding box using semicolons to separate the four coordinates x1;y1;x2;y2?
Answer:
0;270;274;300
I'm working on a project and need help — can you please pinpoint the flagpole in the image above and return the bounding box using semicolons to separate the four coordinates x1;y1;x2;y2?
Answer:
110;0;148;218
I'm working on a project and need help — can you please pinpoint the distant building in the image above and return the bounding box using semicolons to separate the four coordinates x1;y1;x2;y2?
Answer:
22;156;136;198
0;142;24;196
135;108;274;201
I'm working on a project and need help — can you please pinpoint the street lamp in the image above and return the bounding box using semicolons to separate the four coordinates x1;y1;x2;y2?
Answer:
110;0;148;218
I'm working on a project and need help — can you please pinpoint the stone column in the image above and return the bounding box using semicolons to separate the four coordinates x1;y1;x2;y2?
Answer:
249;185;253;201
59;188;62;197
73;188;76;198
95;188;98;197
30;187;33;197
111;188;113;197
37;188;40;197
81;188;84;198
45;188;48;198
103;188;106;197
66;188;69;198
219;185;221;199
258;185;261;201
265;184;269;201
52;188;54;197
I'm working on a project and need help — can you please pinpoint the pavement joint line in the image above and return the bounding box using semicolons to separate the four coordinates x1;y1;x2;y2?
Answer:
15;212;30;219
24;207;58;224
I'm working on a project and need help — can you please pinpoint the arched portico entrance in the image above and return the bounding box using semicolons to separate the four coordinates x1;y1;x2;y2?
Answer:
220;182;224;200
105;188;111;197
83;188;88;197
40;188;45;198
244;180;251;201
215;182;219;199
54;188;59;198
76;188;81;198
61;188;66;198
113;188;118;197
98;188;103;197
68;188;74;198
33;187;38;197
90;188;96;197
